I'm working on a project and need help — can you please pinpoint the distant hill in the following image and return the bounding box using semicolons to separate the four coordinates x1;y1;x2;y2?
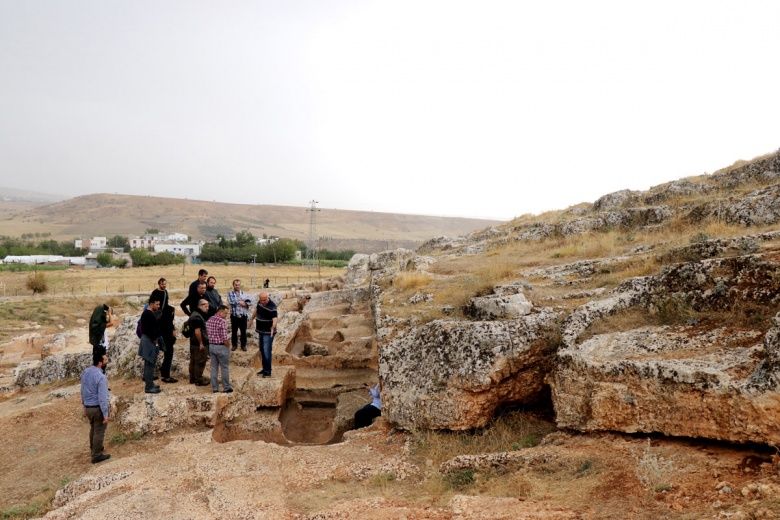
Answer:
0;193;502;252
0;186;65;203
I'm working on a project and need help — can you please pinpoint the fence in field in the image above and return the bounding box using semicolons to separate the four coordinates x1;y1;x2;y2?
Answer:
0;276;328;297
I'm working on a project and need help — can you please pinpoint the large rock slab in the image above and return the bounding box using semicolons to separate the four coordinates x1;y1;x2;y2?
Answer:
115;366;295;435
379;309;559;430
551;324;780;444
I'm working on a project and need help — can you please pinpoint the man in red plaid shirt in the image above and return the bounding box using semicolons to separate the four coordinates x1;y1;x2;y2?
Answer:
206;304;233;393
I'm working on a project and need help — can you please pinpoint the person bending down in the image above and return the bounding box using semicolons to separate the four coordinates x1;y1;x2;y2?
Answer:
354;383;382;429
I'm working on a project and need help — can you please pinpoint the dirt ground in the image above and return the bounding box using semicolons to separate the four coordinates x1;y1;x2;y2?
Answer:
3;375;780;518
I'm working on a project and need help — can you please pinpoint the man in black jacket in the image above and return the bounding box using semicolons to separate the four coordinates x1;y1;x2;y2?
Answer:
181;281;207;316
150;277;177;383
137;295;162;394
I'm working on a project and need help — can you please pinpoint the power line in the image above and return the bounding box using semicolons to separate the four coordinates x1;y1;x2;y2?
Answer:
305;200;320;270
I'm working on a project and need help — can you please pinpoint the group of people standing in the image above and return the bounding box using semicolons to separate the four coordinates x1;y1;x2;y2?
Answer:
81;268;278;463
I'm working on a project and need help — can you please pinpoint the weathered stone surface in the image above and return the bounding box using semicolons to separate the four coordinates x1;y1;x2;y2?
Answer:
594;189;640;211
13;351;91;387
114;387;222;435
344;253;370;286
465;292;533;320
379;309;560;430
551;325;780;444
239;365;296;407
723;184;780;226
368;248;416;272
114;366;294;435
303;342;329;356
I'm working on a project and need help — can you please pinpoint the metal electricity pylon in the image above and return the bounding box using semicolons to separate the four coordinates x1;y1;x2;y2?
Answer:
305;200;320;270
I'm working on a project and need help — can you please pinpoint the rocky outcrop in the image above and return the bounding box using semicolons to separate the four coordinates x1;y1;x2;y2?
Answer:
465;291;533;320
552;252;780;444
13;351;91;387
379;309;560;430
723;184;780;226
551;325;780;444
115;366;295;435
594;189;639;211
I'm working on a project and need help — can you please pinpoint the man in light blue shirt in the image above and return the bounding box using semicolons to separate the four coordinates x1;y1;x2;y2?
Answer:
80;352;111;463
227;278;251;351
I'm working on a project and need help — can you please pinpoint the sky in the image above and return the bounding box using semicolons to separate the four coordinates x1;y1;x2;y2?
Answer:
0;1;778;221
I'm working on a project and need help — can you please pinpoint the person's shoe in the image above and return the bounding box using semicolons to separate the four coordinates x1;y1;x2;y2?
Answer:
161;377;178;383
212;389;219;393
195;380;210;387
91;453;111;464
224;388;234;393
231;346;237;351
145;387;161;394
262;373;271;378
153;375;159;380
240;347;247;351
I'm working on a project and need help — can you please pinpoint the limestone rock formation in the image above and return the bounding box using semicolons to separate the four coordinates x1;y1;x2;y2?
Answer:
552;252;780;444
379;309;560;430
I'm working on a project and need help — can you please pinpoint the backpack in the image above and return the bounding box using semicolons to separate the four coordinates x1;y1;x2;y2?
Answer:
181;319;193;338
135;304;148;338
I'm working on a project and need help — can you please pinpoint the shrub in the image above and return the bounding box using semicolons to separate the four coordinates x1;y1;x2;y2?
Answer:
443;469;475;490
96;252;114;267
26;271;48;294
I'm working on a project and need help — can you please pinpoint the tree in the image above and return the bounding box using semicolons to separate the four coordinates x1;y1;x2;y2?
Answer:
96;252;114;267
107;235;129;250
235;230;255;248
145;228;159;235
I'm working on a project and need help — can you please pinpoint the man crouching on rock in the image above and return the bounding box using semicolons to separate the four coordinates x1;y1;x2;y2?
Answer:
80;352;111;463
138;295;162;394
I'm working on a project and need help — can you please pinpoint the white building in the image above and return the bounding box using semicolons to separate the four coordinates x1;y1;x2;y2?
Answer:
154;242;201;256
75;237;107;250
130;237;156;249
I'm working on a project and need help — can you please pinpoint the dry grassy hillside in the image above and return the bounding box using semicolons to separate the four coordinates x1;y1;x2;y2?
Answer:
0;193;500;247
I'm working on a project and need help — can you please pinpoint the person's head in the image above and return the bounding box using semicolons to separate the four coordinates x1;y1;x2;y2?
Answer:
93;352;108;368
232;279;241;291
197;299;209;314
197;281;207;295
217;304;229;317
207;276;216;289
259;291;269;305
198;269;208;281
157;277;167;290
149;294;162;311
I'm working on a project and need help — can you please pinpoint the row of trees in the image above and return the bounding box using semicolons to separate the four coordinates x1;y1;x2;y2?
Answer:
0;236;85;257
200;237;301;263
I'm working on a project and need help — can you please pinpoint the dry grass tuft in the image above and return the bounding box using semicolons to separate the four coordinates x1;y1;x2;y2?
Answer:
393;272;433;291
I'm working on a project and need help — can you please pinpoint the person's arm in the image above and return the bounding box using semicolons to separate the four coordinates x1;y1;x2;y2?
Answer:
222;321;230;347
180;297;191;316
98;376;110;423
271;316;278;335
193;326;205;351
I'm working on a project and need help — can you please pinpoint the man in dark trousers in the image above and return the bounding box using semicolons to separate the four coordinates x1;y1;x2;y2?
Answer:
187;299;211;386
80;352;111;463
227;278;250;351
181;281;207;316
138;295;162;394
249;291;277;377
151;277;177;383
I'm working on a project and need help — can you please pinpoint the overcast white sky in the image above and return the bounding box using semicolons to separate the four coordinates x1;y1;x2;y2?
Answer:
0;1;778;220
